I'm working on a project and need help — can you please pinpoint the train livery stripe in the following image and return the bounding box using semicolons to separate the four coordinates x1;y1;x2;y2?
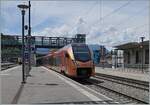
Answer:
42;67;106;103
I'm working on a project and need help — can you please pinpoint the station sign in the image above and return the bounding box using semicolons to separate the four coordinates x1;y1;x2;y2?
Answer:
25;52;29;58
25;44;29;51
31;44;36;53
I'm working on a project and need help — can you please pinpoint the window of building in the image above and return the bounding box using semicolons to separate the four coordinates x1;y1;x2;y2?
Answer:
145;49;149;64
127;52;130;64
136;51;139;64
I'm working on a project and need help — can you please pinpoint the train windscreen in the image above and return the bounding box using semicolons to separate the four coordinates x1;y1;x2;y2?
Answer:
72;45;91;62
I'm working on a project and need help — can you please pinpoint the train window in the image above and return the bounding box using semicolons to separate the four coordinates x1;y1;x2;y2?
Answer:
55;56;61;66
145;49;149;64
73;45;89;52
74;52;91;62
65;53;69;58
72;45;91;62
49;57;53;65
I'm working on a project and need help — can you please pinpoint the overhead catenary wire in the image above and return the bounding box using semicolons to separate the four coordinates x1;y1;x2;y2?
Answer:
92;1;148;47
130;23;148;31
115;6;149;28
95;4;148;44
68;1;98;35
96;23;148;48
102;0;131;20
82;1;98;19
98;0;103;28
101;6;149;35
88;1;133;46
116;24;148;37
92;0;132;27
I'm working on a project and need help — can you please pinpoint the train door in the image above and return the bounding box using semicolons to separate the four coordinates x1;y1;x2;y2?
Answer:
64;52;70;75
61;52;65;73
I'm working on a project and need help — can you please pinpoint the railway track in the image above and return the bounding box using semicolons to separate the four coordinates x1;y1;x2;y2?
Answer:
96;73;149;89
76;74;149;104
1;63;18;71
46;67;149;104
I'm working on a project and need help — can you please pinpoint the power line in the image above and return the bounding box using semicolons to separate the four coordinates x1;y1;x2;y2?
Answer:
98;0;102;28
95;23;148;47
100;1;131;24
131;23;148;31
115;6;149;27
116;24;148;36
103;0;131;19
82;1;98;19
67;1;98;35
110;7;149;36
96;5;149;39
93;0;132;27
91;1;148;47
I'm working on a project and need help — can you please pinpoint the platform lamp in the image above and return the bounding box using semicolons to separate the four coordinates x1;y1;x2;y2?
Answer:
140;36;145;73
17;3;29;84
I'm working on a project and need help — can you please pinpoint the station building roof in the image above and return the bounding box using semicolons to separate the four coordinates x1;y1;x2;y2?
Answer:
114;40;149;50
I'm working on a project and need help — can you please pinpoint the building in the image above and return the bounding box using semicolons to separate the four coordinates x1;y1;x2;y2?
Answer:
93;50;100;64
89;45;109;65
114;40;149;70
73;34;86;43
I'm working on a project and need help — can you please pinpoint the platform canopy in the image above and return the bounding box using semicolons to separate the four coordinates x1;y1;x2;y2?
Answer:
114;41;149;50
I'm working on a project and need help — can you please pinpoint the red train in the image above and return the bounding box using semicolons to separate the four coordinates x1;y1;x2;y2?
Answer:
43;43;95;78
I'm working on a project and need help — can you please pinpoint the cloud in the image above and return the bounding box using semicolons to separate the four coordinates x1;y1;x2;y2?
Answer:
1;0;149;50
32;24;72;37
32;17;89;37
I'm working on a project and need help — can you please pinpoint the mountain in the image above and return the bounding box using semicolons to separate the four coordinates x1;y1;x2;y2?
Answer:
88;44;109;54
88;44;101;51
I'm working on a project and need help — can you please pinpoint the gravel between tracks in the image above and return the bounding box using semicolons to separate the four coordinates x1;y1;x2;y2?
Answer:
75;76;149;104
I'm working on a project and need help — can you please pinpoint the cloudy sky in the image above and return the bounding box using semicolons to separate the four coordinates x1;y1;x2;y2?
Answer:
0;0;149;49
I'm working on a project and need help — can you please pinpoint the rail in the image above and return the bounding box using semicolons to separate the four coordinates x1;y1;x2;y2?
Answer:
93;73;149;103
1;63;18;71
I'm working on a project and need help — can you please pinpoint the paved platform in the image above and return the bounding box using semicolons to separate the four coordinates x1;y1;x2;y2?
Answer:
1;66;113;104
1;66;22;104
95;67;149;82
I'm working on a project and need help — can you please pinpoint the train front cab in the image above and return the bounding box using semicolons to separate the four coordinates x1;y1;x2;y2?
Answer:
64;44;95;78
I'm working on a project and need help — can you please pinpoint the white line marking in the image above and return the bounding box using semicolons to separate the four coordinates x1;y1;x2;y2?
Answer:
44;67;114;100
0;74;10;76
0;66;20;74
42;67;107;103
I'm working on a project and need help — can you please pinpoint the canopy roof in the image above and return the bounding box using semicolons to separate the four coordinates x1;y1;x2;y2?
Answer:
114;40;149;50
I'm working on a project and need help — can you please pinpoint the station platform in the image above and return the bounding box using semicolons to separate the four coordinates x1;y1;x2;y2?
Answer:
95;67;149;82
1;66;113;104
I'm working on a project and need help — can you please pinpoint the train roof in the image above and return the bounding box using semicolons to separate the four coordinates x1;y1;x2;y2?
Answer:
65;43;87;45
46;43;88;55
59;43;87;50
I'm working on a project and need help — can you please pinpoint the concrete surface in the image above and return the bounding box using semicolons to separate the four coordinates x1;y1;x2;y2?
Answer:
1;66;22;104
1;66;112;104
18;67;92;104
